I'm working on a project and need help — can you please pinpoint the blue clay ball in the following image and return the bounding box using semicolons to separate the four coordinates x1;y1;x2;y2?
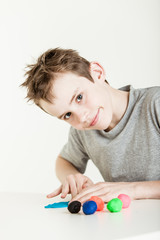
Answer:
82;200;97;215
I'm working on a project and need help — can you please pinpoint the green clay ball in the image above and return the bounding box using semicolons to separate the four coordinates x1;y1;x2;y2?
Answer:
107;198;123;212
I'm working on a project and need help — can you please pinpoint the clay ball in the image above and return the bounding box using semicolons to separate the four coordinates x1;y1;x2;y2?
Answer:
82;200;97;215
68;201;81;214
107;198;123;212
118;194;131;208
90;196;104;211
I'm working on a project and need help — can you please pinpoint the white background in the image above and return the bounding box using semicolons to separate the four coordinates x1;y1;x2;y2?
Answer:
0;0;159;194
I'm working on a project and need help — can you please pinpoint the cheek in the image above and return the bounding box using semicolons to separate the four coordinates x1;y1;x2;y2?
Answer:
87;92;99;108
67;118;82;130
104;96;112;112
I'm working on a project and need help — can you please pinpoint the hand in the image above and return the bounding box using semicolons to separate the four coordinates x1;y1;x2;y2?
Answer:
46;173;93;199
70;181;136;203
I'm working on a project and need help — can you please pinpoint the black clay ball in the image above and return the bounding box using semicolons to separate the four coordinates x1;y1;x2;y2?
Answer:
68;201;81;214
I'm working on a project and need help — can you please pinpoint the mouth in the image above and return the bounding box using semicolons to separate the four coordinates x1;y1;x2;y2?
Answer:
90;108;100;127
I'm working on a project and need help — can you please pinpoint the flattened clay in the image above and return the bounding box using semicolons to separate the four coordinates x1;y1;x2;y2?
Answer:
45;201;69;208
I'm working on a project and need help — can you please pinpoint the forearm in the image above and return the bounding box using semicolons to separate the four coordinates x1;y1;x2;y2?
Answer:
134;181;160;199
55;155;80;183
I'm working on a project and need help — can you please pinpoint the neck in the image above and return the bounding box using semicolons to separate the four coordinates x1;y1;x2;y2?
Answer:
105;86;129;131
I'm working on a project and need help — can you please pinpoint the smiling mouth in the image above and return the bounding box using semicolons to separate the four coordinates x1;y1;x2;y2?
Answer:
90;108;100;127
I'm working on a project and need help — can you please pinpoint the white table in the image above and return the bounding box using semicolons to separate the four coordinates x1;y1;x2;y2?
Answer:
0;192;160;240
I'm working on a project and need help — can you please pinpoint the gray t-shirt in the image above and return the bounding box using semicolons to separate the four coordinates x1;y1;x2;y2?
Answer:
60;85;160;182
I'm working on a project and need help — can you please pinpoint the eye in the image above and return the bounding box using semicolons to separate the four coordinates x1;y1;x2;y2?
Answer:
64;112;71;120
76;94;83;102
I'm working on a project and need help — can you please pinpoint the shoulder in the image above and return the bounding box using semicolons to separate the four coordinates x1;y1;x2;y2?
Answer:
144;86;160;100
128;86;160;126
120;85;160;104
140;86;160;126
144;87;160;112
135;86;160;107
141;86;160;99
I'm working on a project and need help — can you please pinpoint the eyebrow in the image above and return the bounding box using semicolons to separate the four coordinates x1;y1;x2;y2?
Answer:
57;87;80;119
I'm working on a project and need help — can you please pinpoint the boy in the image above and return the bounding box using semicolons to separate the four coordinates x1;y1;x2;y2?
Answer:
21;48;160;203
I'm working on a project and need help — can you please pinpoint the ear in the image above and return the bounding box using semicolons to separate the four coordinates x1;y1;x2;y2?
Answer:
89;62;106;83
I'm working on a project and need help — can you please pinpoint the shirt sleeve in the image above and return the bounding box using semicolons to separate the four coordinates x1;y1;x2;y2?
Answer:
59;127;89;174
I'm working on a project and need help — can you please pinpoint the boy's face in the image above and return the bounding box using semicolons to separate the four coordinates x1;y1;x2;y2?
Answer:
39;63;113;131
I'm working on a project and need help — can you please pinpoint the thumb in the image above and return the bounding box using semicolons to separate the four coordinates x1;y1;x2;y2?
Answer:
82;179;94;189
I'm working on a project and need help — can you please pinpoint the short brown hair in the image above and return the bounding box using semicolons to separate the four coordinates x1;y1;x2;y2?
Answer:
20;48;95;108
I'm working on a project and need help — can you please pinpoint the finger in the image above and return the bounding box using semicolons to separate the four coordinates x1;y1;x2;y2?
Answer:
79;187;113;204
76;191;100;203
81;177;93;189
76;181;83;194
71;184;106;203
82;181;93;189
101;194;114;203
73;182;104;200
85;193;110;203
46;185;62;198
61;181;69;198
75;175;84;194
68;176;78;198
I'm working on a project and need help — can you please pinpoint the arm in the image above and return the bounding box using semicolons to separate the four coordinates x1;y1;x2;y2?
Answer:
134;181;160;199
47;155;93;199
55;154;81;183
70;180;160;203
